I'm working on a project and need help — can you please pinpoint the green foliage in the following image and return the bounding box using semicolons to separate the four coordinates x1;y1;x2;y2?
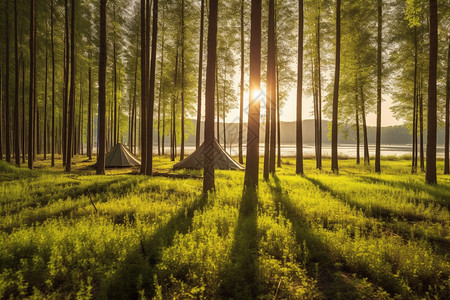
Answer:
0;156;449;298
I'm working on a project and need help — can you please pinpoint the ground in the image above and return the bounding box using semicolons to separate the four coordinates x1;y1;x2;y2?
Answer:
0;155;449;299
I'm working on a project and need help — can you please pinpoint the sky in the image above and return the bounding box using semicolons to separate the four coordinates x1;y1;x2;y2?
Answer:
223;85;404;127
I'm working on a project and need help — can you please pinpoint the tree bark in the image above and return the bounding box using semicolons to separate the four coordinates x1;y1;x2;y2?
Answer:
425;0;437;184
180;0;185;160
296;0;304;175
66;0;76;172
196;0;205;150
412;28;418;174
419;76;424;171
276;64;281;168
375;0;382;172
21;56;25;163
28;0;36;169
203;0;218;193
269;0;276;174
0;44;2;161
87;66;92;159
14;0;20;166
316;9;322;170
361;86;369;165
356;98;360;165
44;32;48;160
51;0;56;166
157;18;165;156
146;0;158;175
113;4;117;146
5;1;11;163
244;0;262;189
445;38;450;175
331;0;341;173
239;0;244;164
97;0;107;175
140;0;147;173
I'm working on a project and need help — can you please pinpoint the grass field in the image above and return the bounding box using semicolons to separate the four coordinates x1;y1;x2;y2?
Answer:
0;155;449;299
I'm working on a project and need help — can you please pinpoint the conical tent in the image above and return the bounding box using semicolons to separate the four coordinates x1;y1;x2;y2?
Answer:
105;143;141;168
173;139;244;170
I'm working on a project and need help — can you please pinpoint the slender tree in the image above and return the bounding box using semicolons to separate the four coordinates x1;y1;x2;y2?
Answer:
375;0;382;172
14;0;20;166
0;48;2;161
244;0;262;189
196;0;205;150
146;0;158;175
5;0;11;163
203;0;218;193
296;0;304;175
44;30;49;160
28;0;36;170
269;0;276;173
66;0;76;172
425;0;437;184
51;0;55;166
445;38;450;175
21;56;25;163
180;0;186;160
140;0;147;173
331;0;341;173
97;0;107;175
239;0;245;164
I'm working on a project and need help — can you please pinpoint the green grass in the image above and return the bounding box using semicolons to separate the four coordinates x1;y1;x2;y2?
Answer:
0;155;449;299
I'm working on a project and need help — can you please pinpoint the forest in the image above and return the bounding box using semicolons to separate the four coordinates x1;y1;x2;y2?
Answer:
0;0;449;299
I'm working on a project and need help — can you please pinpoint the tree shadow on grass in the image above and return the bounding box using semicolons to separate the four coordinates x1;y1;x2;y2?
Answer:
304;176;438;224
218;188;259;299
359;176;450;209
268;176;366;299
99;194;209;300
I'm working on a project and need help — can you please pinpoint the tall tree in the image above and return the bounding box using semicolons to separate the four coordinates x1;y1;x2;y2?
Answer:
0;40;3;161
331;0;341;173
97;0;107;175
180;0;186;160
296;0;304;175
375;0;383;172
44;29;49;160
14;0;20;166
426;0;437;184
196;0;205;150
5;0;11;163
244;0;262;189
146;0;158;175
238;0;245;164
51;0;56;166
66;0;76;172
28;0;36;170
203;0;218;193
445;39;450;175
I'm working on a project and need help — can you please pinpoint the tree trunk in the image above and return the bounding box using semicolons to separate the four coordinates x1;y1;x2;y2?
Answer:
269;0;276;174
97;0;107;175
445;38;450;175
28;0;36;169
44;33;48;160
196;0;205;150
216;68;220;143
171;41;179;162
375;0;382;172
412;28;418;174
87;66;92;159
0;44;2;161
14;0;20;166
140;0;147;173
157;19;165;156
356;100;360;165
296;0;304;175
66;0;76;172
21;55;25;163
331;0;341;173
239;0;244;164
113;5;117;146
425;0;437;184
5;1;11;163
131;36;139;154
63;0;69;166
203;0;218;193
361;86;369;165
276;64;281;168
419;76;424;171
316;9;322;170
146;0;158;175
180;0;185;160
244;0;262;189
80;80;83;155
51;0;55;166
